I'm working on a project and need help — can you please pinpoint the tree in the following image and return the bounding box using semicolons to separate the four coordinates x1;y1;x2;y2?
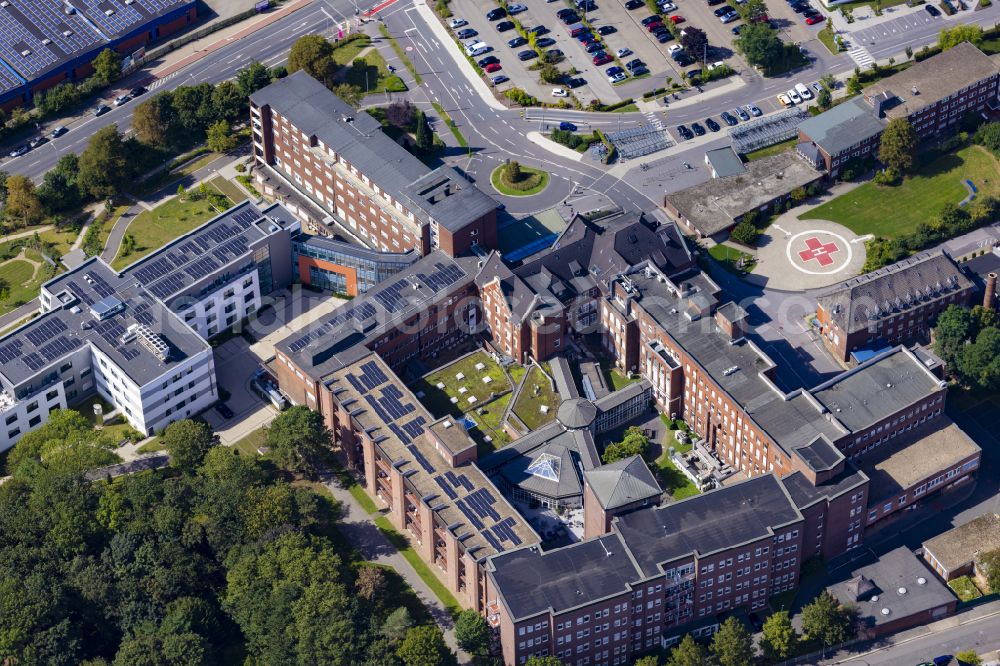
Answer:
957;649;983;666
92;48;122;84
78;125;130;199
939;24;984;50
455;609;491;656
3;174;44;227
381;607;413;644
265;405;330;476
739;0;769;21
415;111;432;152
820;73;837;91
905;45;914;59
602;425;649;463
396;626;455;666
132;93;179;148
730;218;760;246
386;100;417;129
206;120;238;153
538;62;562;84
681;27;709;61
162;419;216;471
237;61;273;97
760;611;797;661
211;80;246;122
634;657;659;666
525;658;564;666
801;590;854;651
933;304;976;365
736;22;783;71
975;122;1000;153
506;160;523;183
956;326;1000;390
710;617;754;666
288;35;338;86
878;118;918;174
112;632;207;666
667;635;708;666
355;564;388;603
847;74;862;96
37;153;82;213
817;86;832;109
0;170;8;204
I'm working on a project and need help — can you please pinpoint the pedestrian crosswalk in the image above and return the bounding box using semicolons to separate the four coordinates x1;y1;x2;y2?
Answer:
848;44;874;69
643;112;664;130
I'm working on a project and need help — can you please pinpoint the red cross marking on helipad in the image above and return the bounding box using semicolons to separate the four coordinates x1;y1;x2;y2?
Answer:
797;236;840;267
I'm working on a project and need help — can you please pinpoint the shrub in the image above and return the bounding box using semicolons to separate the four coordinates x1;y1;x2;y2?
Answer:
505;87;539;106
730;218;759;246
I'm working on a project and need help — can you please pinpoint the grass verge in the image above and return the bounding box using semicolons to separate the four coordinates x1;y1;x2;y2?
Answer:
230;427;267;457
708;243;756;275
949;576;984;602
380;24;423;85
431;101;468;148
373;515;462;618
490;164;549;196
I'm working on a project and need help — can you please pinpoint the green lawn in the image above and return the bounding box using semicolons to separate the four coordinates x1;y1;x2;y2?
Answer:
949;576;984;602
230;427;267;457
207;175;250;204
491;165;549;196
340;46;407;95
112;193;234;269
512;365;560;431
38;225;81;257
801;145;1000;238
654;451;700;500
415;351;512;418
0;259;40;307
374;516;462;618
708;243;756;275
744;137;795;161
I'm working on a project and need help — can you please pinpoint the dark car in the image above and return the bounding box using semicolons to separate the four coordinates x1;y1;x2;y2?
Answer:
626;0;644;8
631;66;649;76
544;48;564;61
691;122;705;136
706;0;724;5
457;28;477;39
8;144;29;158
592;52;612;65
536;36;556;47
490;74;509;84
598;25;616;34
925;3;941;15
129;85;147;97
687;68;702;80
557;6;576;17
528;25;549;34
50;125;68;138
94;104;111;116
518;49;538;60
497;20;515;31
565;76;586;88
585;41;604;53
641;14;661;25
478;55;499;67
559;121;577;131
507;36;527;47
720;111;738;126
675;53;694;66
215;403;235;420
486;7;507;20
576;0;597;10
560;11;581;23
705;117;721;132
714;6;733;16
657;31;673;42
577;30;595;40
626;58;644;70
646;20;665;31
28;135;48;148
677;124;693;140
731;24;743;34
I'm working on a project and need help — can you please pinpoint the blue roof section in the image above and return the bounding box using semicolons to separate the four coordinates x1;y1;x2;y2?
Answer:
850;343;893;365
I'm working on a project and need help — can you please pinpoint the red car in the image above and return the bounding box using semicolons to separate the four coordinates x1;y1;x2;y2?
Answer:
805;13;825;23
592;52;612;65
645;20;664;31
484;62;502;73
669;14;685;23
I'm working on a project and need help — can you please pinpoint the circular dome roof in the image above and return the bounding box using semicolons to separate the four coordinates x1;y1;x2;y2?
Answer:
557;398;598;429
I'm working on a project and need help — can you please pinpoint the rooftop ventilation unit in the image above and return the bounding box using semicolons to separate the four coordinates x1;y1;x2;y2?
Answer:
42;38;51;45
133;323;170;361
105;8;114;15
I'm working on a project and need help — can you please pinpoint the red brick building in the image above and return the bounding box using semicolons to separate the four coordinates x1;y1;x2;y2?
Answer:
249;72;497;259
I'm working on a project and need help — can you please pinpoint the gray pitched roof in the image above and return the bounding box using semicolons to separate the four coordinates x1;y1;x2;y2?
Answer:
705;147;746;178
557;398;598;429
797;96;887;157
584;456;661;510
792;435;844;473
816;250;971;335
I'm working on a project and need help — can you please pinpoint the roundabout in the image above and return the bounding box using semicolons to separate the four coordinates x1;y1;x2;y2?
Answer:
489;163;551;197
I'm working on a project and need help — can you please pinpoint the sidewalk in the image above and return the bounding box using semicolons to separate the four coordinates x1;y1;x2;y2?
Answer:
321;473;471;664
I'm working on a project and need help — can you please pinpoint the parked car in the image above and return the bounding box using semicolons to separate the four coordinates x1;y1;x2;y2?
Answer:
675;53;694;65
449;17;467;28
616;47;633;57
776;93;793;107
659;1;677;9
641;14;661;25
544;48;564;61
626;58;644;70
677;124;694;140
457;28;477;39
528;24;549;34
478;55;499;67
632;66;649;76
731;24;743;34
592;52;613;65
565;76;586;88
114;95;130;106
746;103;762;116
646;20;664;31
734;107;750;121
557;7;577;18
786;88;802;104
491;74;509;84
50;125;68;138
559;121;577;131
552;87;569;97
585;41;604;53
507;35;527;47
687;68;702;80
486;7;507;20
497;20;515;31
215;403;235;419
8;144;29;158
28;135;48;148
94;104;111;116
598;25;616;35
484;62;503;72
508;2;528;13
518;49;538;60
669;14;685;22
129;85;147;97
536;36;556;47
721;11;739;22
720;111;738;126
795;82;813;99
657;31;673;42
608;72;627;83
606;65;623;75
805;13;825;23
667;43;683;54
691;122;706;136
560;11;581;22
925;3;941;15
576;0;597;10
625;0;644;8
714;6;734;16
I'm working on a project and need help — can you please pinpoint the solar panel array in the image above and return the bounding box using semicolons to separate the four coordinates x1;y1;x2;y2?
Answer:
0;61;23;94
75;0;188;38
0;0;102;79
24;317;67;347
38;335;82;362
285;301;377;353
0;339;23;363
67;280;94;306
373;279;409;313
85;271;116;299
416;262;465;293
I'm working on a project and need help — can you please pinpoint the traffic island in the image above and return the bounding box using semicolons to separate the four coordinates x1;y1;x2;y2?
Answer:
490;162;550;196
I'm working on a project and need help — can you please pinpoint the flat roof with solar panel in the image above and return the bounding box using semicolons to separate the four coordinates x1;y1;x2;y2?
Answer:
327;354;537;559
0;0;195;100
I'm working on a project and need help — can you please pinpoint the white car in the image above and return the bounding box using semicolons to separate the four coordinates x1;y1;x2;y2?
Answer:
616;47;632;57
707;60;725;70
668;44;683;54
659;1;677;10
786;89;803;104
113;95;130;106
795;82;814;99
508;2;528;13
552;87;569;97
449;17;467;28
777;93;793;107
608;72;627;83
746;103;762;116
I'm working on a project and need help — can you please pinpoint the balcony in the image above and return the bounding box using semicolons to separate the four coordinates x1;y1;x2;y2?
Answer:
486;600;501;628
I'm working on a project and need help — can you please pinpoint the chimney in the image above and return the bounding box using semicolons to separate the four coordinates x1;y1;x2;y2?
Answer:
986;272;997;310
